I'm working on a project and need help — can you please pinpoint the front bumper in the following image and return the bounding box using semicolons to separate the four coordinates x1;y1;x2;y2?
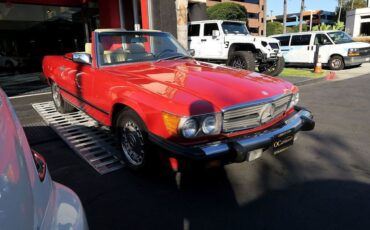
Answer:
149;107;315;163
344;54;370;66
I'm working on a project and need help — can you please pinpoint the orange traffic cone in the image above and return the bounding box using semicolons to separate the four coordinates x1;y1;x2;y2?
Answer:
314;60;322;74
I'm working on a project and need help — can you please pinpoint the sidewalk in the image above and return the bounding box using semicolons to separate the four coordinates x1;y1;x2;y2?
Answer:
279;63;370;86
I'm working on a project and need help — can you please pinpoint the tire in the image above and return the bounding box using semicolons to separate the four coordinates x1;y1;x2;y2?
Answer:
116;108;150;171
328;55;344;70
227;51;256;71
51;82;75;114
258;56;285;76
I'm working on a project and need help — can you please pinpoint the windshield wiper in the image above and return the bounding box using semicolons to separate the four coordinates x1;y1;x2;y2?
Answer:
156;55;192;62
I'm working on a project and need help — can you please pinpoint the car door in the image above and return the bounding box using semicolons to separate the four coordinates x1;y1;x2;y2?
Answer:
188;24;202;58
199;23;223;58
287;34;315;64
274;35;292;62
314;33;334;64
57;55;94;112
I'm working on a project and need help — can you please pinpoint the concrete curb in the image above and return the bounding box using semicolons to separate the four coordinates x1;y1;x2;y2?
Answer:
294;76;327;86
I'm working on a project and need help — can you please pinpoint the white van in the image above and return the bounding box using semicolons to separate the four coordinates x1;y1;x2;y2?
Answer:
271;31;370;70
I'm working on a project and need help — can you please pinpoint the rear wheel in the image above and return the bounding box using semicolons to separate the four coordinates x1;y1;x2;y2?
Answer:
116;108;150;171
258;56;285;76
51;82;75;113
328;55;344;70
227;51;256;71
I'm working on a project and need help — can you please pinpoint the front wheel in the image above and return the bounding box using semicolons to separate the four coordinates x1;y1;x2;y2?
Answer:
227;51;256;71
258;56;285;76
116;108;149;171
328;55;344;70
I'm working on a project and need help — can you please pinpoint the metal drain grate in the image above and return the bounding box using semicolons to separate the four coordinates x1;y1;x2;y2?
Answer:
32;101;124;174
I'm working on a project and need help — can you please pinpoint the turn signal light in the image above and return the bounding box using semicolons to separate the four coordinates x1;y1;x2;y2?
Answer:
162;112;181;136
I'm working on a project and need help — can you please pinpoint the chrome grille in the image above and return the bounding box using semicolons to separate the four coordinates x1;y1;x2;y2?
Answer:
222;94;292;133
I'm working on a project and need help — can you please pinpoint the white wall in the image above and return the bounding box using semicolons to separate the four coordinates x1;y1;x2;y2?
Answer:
346;7;370;37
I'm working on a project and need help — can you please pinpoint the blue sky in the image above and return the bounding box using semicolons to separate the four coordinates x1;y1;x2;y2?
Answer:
267;0;338;16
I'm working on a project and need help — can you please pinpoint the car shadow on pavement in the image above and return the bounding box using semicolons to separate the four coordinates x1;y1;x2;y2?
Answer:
24;124;370;230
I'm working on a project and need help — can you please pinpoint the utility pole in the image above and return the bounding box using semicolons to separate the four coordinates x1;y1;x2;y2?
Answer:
263;0;267;36
283;0;287;33
270;10;274;21
176;0;188;49
299;0;305;32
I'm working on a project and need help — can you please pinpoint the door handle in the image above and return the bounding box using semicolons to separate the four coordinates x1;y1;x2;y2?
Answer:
75;72;83;89
281;49;290;51
201;39;207;42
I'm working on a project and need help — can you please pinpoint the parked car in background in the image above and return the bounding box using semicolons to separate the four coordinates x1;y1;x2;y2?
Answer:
188;20;285;76
0;52;19;69
0;87;88;230
43;29;315;172
271;31;370;70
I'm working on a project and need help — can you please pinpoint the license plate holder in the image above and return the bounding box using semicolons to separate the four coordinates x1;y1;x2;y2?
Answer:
272;129;295;154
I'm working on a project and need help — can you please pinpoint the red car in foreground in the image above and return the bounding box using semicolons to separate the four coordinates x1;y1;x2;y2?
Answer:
43;29;315;171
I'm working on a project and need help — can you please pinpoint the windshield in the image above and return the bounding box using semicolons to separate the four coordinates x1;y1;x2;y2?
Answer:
221;22;249;35
327;31;353;44
97;31;190;66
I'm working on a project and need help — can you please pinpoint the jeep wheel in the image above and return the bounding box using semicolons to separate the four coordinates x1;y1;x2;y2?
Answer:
116;108;149;171
51;82;75;113
227;51;256;71
328;55;344;70
258;56;285;76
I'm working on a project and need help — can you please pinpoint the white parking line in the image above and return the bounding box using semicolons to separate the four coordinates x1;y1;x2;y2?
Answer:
9;92;51;99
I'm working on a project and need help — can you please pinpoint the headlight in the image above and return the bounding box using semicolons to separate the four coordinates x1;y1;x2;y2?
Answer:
181;118;198;138
202;116;217;134
289;93;299;108
348;48;360;57
163;112;222;138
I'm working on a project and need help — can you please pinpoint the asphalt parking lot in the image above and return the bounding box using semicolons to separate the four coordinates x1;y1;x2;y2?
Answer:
7;71;370;230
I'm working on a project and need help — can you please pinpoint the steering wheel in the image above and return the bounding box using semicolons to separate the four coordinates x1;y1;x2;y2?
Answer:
156;49;175;58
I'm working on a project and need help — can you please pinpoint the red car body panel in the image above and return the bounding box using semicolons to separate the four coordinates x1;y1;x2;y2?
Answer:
42;31;298;144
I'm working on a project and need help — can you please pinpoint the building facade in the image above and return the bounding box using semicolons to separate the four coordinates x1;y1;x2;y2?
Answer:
346;2;370;37
269;10;336;29
206;0;265;35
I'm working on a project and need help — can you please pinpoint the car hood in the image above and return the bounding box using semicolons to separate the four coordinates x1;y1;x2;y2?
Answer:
103;60;294;115
341;42;370;49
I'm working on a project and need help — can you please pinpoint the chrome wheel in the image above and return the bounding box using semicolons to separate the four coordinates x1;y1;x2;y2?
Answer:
52;83;62;108
120;120;145;166
331;58;342;69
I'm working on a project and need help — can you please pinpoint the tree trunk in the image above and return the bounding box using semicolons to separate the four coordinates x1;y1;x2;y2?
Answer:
337;0;342;23
283;0;287;33
299;0;305;32
176;0;188;49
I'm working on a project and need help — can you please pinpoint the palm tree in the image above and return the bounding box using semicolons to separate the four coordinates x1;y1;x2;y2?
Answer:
337;0;343;23
283;0;287;33
299;0;305;32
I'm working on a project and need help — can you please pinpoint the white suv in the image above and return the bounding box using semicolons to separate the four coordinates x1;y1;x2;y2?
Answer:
188;20;285;76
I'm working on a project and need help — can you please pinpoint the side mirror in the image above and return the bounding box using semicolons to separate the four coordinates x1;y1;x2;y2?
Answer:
72;52;91;65
212;30;220;38
187;49;195;56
